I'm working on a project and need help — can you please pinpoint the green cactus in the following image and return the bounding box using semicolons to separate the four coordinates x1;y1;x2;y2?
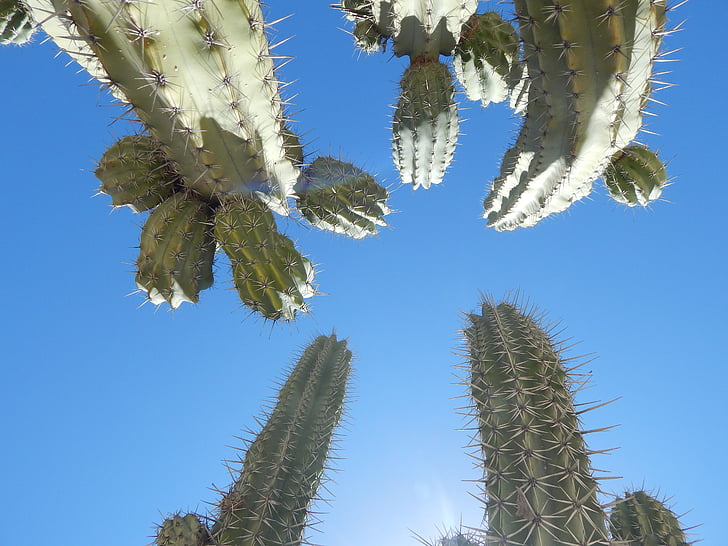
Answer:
464;297;610;545
136;192;216;309
96;135;179;213
214;197;314;321
0;0;34;45
393;59;459;189
453;12;522;108
483;0;668;231
294;157;391;238
610;491;690;546
154;335;352;546
604;145;667;207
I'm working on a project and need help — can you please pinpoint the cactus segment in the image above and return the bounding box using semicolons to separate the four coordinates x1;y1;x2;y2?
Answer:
155;514;211;546
26;0;299;214
96;135;179;213
609;491;690;546
214;197;314;321
211;334;351;545
371;0;477;59
604;145;667;207
0;0;34;45
464;298;610;545
393;60;458;189
483;0;668;231
294;157;390;239
453;12;521;108
136;193;216;308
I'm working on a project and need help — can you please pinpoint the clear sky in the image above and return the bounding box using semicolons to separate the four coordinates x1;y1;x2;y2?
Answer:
0;1;723;545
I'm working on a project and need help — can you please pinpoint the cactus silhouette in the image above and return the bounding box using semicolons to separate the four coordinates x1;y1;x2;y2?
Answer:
153;334;352;546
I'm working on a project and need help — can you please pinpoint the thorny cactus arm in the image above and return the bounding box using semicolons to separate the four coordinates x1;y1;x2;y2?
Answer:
603;144;667;207
154;334;352;546
483;0;669;231
0;0;35;44
609;490;691;546
464;297;611;545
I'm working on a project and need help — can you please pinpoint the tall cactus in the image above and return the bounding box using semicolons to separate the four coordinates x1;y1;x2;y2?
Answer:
154;334;352;546
464;297;610;545
483;0;668;231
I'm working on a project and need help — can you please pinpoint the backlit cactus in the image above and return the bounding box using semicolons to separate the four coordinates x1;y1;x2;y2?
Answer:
604;145;667;207
393;60;459;189
1;0;34;45
483;0;669;231
464;297;610;545
610;490;690;545
154;335;352;546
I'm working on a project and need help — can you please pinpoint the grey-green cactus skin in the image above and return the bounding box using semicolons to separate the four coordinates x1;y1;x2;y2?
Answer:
604;145;667;207
0;0;34;45
464;297;610;545
153;335;351;546
610;491;690;546
483;0;667;231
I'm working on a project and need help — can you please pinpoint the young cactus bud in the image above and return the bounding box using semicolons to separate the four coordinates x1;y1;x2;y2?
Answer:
155;513;211;546
464;297;610;545
0;0;34;45
96;135;178;213
136;193;216;308
603;145;667;207
609;490;690;546
214;197;315;321
211;334;352;545
453;12;521;108
393;60;458;189
294;157;391;239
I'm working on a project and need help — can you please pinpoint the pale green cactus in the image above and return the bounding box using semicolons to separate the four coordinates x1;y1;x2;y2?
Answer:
154;334;352;546
610;490;691;546
604;145;668;207
1;0;35;45
483;0;669;231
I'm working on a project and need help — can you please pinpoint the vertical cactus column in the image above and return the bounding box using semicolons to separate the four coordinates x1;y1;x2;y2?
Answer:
483;0;668;230
154;334;352;546
464;297;610;545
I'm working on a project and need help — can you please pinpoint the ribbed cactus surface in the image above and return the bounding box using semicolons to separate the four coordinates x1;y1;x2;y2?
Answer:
210;334;352;545
604;145;667;207
483;0;667;231
464;298;609;545
610;490;690;546
155;514;211;546
393;60;459;189
0;0;34;45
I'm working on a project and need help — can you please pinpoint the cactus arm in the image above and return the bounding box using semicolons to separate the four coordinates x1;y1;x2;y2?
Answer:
210;335;352;545
1;0;35;45
603;144;667;206
465;298;610;545
609;490;690;545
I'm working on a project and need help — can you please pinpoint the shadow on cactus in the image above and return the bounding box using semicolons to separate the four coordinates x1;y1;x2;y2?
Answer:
410;295;696;545
153;334;352;546
17;0;391;319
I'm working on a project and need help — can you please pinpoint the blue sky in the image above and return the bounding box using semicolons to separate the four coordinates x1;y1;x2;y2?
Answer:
0;1;724;545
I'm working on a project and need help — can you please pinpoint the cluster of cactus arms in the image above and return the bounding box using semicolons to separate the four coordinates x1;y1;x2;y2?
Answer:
340;0;673;227
16;0;390;318
455;296;692;545
154;334;352;546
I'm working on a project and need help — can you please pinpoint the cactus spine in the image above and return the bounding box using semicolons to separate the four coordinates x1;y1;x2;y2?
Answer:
483;0;668;231
154;335;352;546
0;0;35;45
610;491;690;546
464;297;610;545
604;145;667;207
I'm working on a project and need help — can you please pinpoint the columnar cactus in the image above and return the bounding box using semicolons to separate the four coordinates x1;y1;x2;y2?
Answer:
483;0;668;231
464;297;610;545
610;490;690;546
154;334;352;546
603;145;667;207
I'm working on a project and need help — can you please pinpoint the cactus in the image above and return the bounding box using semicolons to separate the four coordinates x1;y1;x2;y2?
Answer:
136;192;216;309
604;145;667;207
294;157;391;239
610;490;690;546
453;12;522;109
154;334;352;546
464;297;611;545
1;0;35;45
393;59;459;189
214;197;315;321
483;0;668;231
